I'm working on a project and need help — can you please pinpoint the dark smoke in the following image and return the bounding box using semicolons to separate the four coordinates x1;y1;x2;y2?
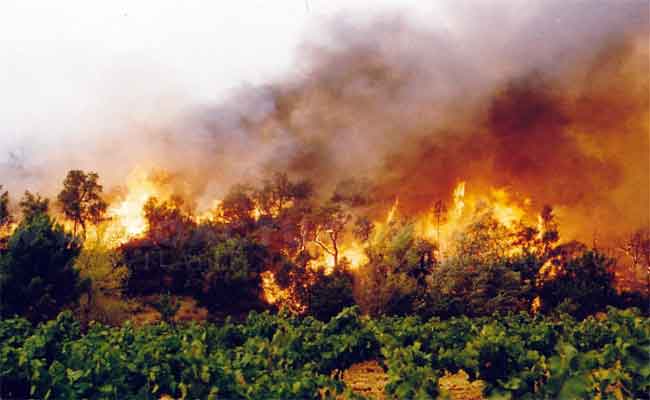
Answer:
2;1;648;243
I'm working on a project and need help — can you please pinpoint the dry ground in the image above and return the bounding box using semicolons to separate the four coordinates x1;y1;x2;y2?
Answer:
342;360;483;399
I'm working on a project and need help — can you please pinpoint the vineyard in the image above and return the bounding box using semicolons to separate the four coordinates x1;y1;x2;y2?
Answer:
1;306;648;399
1;2;649;399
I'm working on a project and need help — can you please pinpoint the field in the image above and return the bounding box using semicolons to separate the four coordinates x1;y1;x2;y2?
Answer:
2;307;648;399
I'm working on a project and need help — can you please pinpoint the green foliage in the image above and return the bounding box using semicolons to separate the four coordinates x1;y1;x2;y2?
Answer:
0;307;376;399
57;170;107;236
19;190;50;222
200;237;268;310
428;259;530;318
0;214;87;322
301;268;356;321
356;221;435;316
153;293;180;324
540;251;618;319
1;307;648;399
383;343;440;399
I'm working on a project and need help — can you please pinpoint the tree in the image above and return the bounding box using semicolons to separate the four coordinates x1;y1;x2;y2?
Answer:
0;187;11;250
0;186;11;232
353;216;374;243
219;184;256;231
0;214;87;321
253;172;313;217
301;267;355;321
425;208;536;318
539;251;617;319
248;174;314;262
57;170;108;237
618;228;650;294
428;259;529;318
311;202;351;268
19;190;49;222
199;237;268;311
143;195;194;246
355;221;435;316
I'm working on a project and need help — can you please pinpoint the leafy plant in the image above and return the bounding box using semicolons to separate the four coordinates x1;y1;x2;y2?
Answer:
0;214;87;322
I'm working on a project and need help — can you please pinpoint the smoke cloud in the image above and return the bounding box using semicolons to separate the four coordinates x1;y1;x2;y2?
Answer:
1;0;648;243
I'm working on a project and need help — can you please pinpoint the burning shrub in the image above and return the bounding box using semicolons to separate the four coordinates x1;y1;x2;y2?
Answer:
426;210;538;318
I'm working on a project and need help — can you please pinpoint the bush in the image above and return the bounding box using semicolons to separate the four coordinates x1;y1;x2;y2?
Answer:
199;237;268;311
354;222;434;316
302;268;356;321
0;215;87;322
539;251;617;319
428;260;530;318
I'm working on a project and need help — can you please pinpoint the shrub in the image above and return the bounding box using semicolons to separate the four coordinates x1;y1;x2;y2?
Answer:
539;251;617;319
302;268;356;321
0;215;87;322
199;237;268;311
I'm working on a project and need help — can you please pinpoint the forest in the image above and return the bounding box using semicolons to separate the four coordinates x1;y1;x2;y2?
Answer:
0;168;648;399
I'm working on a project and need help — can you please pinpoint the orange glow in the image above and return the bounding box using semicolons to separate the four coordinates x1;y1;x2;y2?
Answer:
260;270;305;312
340;244;368;270
490;188;525;228
105;167;173;244
452;181;466;218
386;197;399;225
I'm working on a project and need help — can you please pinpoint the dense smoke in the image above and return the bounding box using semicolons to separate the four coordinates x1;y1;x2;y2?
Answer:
1;0;648;243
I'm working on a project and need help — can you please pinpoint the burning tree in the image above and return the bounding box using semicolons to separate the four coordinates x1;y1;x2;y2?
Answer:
57;170;108;237
618;228;650;294
311;202;351;269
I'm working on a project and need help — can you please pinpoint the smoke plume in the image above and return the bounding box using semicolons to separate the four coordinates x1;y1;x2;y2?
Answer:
1;0;648;243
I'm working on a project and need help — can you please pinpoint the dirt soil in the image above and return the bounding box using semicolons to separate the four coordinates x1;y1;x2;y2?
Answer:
342;360;484;399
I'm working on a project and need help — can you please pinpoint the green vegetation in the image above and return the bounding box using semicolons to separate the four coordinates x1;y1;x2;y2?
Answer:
1;307;648;399
1;170;649;398
0;214;88;322
57;170;108;237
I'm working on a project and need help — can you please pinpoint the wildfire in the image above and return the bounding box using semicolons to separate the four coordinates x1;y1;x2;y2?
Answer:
340;244;368;270
386;197;399;225
261;271;286;304
453;181;466;218
490;188;526;228
412;181;541;259
260;270;305;313
106;168;173;243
